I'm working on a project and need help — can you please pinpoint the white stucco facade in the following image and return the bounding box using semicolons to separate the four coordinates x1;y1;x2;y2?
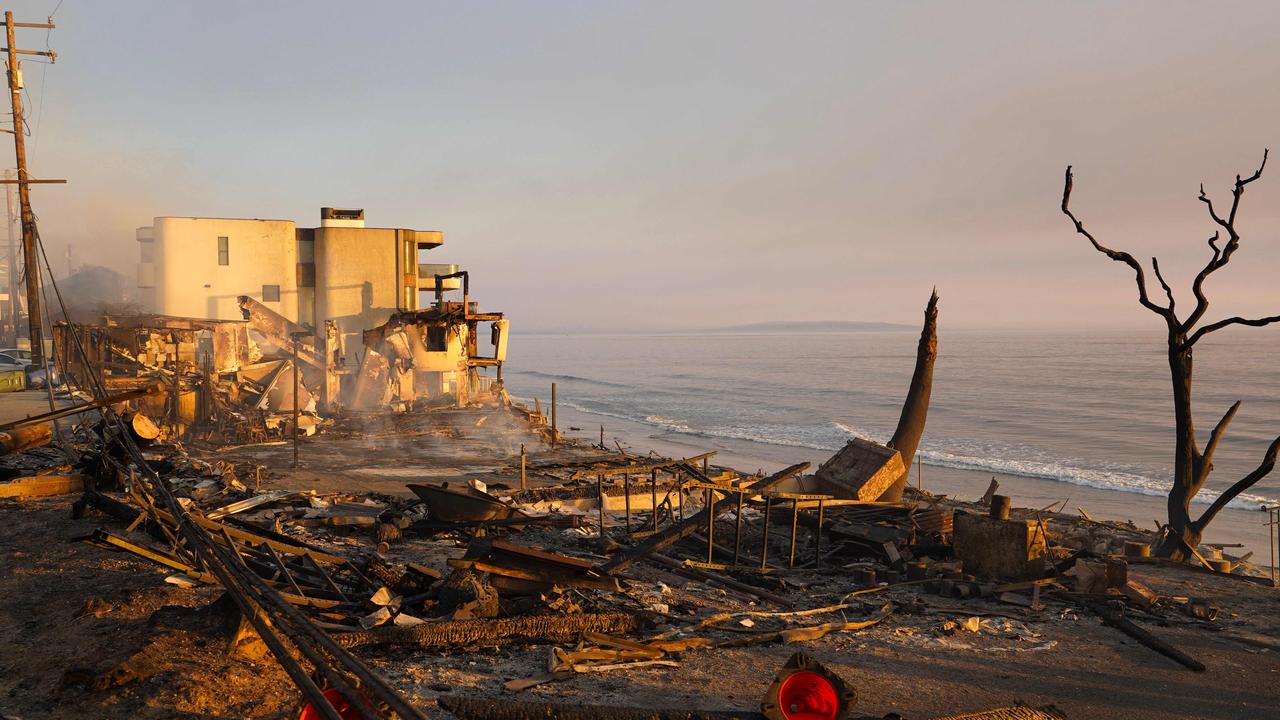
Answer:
135;212;446;349
145;217;301;322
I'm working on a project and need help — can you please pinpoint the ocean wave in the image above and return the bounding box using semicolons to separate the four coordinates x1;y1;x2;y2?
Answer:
509;393;1277;511
508;369;636;391
914;448;1275;511
644;415;690;430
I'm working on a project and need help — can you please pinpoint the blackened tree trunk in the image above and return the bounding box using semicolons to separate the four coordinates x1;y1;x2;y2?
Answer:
1062;151;1280;560
881;290;939;502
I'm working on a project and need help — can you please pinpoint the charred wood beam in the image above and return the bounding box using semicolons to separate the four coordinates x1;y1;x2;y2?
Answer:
648;553;793;608
0;422;52;455
437;696;765;720
1091;603;1205;671
333;612;645;651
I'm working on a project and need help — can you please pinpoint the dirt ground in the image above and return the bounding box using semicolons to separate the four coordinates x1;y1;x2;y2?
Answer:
2;405;1279;719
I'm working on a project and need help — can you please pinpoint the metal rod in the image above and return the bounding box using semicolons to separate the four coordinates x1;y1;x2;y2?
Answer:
705;488;715;564
760;496;772;571
170;336;180;437
597;473;605;539
519;443;527;490
676;470;683;522
650;468;658;531
1271;507;1278;588
734;488;744;565
291;342;300;469
623;473;631;533
814;499;825;566
788;498;799;568
550;382;557;445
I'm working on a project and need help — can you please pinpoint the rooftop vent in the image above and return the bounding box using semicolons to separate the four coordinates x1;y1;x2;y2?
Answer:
320;207;365;228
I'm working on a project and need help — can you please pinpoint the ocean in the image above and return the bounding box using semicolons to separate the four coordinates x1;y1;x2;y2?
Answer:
503;328;1280;557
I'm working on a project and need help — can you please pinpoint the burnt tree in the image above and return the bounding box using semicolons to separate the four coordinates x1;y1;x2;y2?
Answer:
1061;151;1280;559
882;289;939;502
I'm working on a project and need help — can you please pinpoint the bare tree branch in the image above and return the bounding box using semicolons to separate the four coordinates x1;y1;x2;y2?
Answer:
1184;313;1280;348
1184;150;1269;331
1151;257;1175;311
1194;434;1280;532
1183;231;1221;330
1062;166;1174;321
1198;400;1241;480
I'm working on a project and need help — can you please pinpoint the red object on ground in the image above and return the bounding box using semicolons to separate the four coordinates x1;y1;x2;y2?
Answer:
775;670;841;720
298;687;372;720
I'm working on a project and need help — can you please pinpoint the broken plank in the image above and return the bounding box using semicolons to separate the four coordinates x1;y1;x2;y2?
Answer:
0;473;84;498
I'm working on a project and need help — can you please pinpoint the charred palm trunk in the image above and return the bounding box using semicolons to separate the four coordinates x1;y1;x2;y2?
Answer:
881;290;938;502
1162;341;1199;559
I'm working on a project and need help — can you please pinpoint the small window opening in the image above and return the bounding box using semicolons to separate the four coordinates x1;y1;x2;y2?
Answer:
217;236;229;265
262;284;281;302
426;326;447;352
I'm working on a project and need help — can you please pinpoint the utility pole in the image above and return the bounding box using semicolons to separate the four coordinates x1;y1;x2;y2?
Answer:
4;168;16;346
4;11;59;366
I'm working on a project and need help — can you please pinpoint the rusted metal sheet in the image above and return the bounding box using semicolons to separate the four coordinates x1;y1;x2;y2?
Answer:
408;482;527;523
450;538;621;592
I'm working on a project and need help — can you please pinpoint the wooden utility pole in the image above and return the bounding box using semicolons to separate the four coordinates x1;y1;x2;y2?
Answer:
4;169;16;346
3;11;58;366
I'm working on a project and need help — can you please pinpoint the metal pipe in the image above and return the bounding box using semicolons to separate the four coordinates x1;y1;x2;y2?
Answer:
676;470;683;522
789;499;799;568
734;488;744;565
292;342;300;469
650;469;658;531
597;473;605;539
760;496;772;571
815;499;825;566
623;473;631;533
705;488;714;564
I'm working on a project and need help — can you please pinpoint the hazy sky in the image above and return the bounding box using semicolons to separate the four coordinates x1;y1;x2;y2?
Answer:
12;1;1280;331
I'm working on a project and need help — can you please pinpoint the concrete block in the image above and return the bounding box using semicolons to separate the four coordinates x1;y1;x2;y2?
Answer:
813;437;905;501
952;511;1047;580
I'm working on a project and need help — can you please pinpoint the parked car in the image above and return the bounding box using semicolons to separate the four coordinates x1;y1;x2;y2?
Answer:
0;348;32;363
0;348;60;388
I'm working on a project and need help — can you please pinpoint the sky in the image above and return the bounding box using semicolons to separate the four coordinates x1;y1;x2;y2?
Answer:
9;0;1280;332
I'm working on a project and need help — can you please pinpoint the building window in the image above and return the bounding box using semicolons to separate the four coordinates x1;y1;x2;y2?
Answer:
217;236;229;265
427;326;447;352
262;284;281;302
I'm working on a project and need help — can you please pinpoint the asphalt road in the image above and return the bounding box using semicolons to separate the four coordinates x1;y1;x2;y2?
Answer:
0;389;71;425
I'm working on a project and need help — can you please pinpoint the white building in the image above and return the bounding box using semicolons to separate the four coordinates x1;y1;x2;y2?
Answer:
136;208;449;351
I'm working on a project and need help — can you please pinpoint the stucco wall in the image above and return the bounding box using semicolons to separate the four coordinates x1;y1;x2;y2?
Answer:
314;227;411;349
152;217;299;322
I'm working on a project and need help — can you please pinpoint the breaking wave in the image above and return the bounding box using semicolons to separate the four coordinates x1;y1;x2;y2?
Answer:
508;369;635;391
513;393;1275;511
